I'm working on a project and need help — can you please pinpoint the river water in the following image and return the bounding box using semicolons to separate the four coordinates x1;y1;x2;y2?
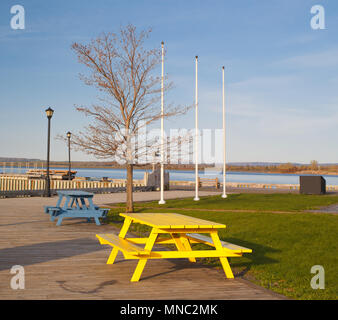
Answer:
3;166;338;185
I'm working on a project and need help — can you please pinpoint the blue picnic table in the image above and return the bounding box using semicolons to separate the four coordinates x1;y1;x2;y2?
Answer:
44;190;109;226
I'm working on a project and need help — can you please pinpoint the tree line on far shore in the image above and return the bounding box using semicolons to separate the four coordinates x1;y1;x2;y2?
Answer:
5;159;337;175
227;160;338;174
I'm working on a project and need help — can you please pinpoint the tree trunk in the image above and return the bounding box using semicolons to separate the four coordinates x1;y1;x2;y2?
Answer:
126;163;134;212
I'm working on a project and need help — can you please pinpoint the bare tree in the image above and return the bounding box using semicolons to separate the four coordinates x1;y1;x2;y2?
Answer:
69;25;189;212
310;160;319;171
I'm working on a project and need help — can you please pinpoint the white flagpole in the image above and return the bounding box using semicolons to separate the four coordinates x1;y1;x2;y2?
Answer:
222;66;227;198
194;55;200;201
159;41;166;204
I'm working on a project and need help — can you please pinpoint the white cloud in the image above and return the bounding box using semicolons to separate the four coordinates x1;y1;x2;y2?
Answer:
276;33;318;47
194;73;338;138
275;48;338;68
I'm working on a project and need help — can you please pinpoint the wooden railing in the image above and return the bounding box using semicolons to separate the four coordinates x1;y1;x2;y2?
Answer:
2;175;338;193
0;176;145;192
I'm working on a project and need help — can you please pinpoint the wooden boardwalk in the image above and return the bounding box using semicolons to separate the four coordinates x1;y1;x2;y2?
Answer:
0;193;286;300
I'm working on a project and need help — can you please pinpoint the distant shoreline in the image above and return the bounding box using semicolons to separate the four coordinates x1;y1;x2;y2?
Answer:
52;165;338;176
1;159;338;176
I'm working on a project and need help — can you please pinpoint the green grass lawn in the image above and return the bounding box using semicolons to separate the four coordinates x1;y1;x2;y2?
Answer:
106;193;338;300
127;193;338;212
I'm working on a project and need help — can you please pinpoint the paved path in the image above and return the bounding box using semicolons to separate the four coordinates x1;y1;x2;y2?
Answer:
91;190;223;205
307;203;338;215
0;191;286;300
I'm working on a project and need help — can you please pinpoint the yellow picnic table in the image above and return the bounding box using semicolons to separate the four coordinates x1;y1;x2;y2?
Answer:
96;212;252;282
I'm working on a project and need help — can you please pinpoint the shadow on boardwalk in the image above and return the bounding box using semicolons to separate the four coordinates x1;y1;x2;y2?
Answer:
0;238;105;271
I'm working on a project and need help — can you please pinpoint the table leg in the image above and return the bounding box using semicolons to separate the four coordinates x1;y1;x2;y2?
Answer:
80;198;88;210
131;228;158;282
56;195;63;207
171;234;196;263
94;217;100;225
210;231;234;279
106;247;119;264
56;217;63;226
88;197;95;210
75;198;81;210
119;217;132;238
62;197;70;210
70;198;75;208
105;217;133;265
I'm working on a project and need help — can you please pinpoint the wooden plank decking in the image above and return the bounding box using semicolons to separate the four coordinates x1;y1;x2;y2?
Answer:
0;193;286;300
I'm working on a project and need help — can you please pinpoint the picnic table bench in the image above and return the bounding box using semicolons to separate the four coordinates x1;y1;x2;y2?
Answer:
96;212;252;282
44;190;108;226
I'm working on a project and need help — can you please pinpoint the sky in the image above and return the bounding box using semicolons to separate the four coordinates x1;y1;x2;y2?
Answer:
0;0;337;164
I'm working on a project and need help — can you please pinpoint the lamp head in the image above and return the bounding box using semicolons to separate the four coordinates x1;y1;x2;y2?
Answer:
45;107;54;119
67;131;71;138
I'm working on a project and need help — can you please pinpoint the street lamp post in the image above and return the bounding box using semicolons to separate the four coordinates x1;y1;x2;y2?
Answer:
159;41;166;204
67;131;71;180
194;55;200;201
222;66;227;198
44;107;54;197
